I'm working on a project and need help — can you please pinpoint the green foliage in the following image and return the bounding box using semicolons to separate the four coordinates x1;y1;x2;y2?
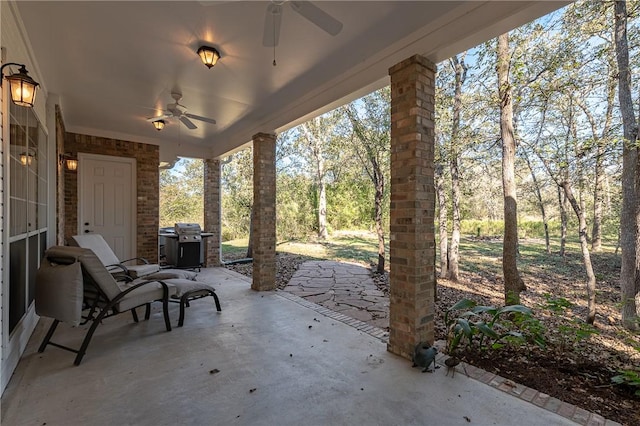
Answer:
460;219;504;237
444;298;541;354
541;293;573;313
539;294;599;351
276;174;316;241
221;149;253;241
611;370;640;396
327;179;376;229
160;158;204;228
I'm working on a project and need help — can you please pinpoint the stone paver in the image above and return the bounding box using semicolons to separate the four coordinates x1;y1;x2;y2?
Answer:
283;260;389;334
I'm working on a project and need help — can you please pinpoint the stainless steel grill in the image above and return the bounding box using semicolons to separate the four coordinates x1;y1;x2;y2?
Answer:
175;223;202;242
165;223;203;269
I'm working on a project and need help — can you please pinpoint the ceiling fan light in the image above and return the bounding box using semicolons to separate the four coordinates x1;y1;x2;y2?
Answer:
197;45;220;69
153;119;166;131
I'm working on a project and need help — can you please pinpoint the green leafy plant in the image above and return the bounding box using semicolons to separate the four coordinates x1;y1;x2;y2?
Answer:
611;370;640;396
539;294;599;351
444;298;539;354
541;293;573;313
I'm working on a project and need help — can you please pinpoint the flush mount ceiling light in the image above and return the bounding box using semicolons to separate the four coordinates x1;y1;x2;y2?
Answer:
0;62;39;107
153;119;166;131
197;45;220;69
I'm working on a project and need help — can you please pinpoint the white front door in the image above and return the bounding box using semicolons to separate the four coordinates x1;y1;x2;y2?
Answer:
78;153;136;261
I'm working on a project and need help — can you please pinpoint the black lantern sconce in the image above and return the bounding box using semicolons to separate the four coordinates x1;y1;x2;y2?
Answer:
1;62;39;107
59;153;78;171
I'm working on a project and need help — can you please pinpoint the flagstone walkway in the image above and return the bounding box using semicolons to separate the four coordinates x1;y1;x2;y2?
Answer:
282;260;389;330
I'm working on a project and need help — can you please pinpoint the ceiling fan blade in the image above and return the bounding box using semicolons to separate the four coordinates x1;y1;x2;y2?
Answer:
185;113;216;125
179;116;198;130
290;1;342;36
147;113;171;122
262;3;282;47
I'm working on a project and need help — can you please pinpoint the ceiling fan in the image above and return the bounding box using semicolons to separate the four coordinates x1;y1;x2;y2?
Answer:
262;1;343;48
147;91;216;130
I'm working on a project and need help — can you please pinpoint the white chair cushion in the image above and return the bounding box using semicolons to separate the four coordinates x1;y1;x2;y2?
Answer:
126;264;161;279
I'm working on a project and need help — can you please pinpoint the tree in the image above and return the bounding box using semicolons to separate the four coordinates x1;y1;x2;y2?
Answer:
497;32;526;305
159;158;204;228
343;87;391;273
294;113;343;239
221;149;253;241
614;0;640;330
446;54;468;281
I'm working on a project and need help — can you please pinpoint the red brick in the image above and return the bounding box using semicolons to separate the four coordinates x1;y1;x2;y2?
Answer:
387;55;436;358
252;133;277;291
62;132;159;262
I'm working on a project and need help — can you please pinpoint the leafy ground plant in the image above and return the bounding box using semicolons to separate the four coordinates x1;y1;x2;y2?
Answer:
611;370;640;396
540;294;599;352
444;298;541;354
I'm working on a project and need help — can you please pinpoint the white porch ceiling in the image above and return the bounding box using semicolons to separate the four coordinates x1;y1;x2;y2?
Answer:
15;1;568;161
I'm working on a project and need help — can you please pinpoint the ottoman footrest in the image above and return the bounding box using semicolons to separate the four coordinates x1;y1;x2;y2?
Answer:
164;279;221;327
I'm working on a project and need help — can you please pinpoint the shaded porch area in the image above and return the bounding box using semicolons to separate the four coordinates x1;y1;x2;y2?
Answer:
2;267;579;425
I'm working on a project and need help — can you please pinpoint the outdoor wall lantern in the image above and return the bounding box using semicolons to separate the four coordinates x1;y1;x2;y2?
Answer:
0;62;39;107
59;153;78;171
197;46;220;69
153;119;166;131
20;151;34;166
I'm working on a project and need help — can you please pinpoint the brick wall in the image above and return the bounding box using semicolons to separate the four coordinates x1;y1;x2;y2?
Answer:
251;132;276;291
204;158;222;266
387;55;437;360
63;133;160;262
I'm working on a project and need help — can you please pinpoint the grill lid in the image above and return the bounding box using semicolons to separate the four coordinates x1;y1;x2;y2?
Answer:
175;223;202;234
175;223;202;241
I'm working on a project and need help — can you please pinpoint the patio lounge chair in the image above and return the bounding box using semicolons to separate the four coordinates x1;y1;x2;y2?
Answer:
70;234;161;279
69;235;222;325
36;245;174;365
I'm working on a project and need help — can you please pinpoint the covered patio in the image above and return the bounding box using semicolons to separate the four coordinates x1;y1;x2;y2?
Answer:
1;0;572;419
2;266;581;425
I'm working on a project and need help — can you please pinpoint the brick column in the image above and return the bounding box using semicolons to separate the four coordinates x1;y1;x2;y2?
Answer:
387;55;437;360
204;158;222;267
252;132;277;291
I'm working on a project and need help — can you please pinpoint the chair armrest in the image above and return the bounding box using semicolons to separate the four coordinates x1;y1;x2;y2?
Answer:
120;257;150;265
106;263;130;274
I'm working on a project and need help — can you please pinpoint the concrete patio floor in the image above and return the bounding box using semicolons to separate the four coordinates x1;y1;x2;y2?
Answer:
2;267;591;425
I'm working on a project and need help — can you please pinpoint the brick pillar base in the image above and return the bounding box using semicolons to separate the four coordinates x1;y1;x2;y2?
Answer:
252;132;276;291
387;55;437;360
204;159;222;267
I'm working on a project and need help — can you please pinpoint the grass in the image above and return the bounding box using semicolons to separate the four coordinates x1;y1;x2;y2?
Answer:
222;230;386;265
223;230;621;283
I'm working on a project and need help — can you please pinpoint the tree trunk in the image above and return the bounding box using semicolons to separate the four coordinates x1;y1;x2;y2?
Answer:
374;168;385;274
524;152;550;254
558;185;568;258
436;163;449;279
497;33;525;305
592;151;603;252
447;55;466;282
561;181;597;324
614;0;640;330
448;155;461;281
317;165;328;240
246;203;254;258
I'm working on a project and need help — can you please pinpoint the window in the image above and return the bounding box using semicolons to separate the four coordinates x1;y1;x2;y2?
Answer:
7;101;47;334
